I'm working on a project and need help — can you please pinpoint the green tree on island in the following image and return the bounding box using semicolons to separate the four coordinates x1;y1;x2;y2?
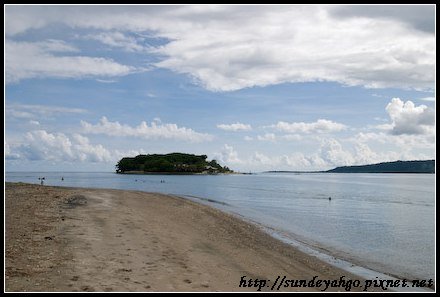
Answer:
116;153;233;174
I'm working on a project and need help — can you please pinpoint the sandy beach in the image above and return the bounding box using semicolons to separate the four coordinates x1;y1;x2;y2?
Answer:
5;182;374;292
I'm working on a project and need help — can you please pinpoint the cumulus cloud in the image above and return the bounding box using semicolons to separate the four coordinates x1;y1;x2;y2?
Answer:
270;119;347;134
213;144;242;165
249;151;327;171
318;138;355;166
385;98;435;135
245;138;426;171
13;130;112;162
217;122;252;131
5;143;21;160
354;131;435;150
5;39;135;83
5;5;435;90
257;133;277;142
81;117;213;143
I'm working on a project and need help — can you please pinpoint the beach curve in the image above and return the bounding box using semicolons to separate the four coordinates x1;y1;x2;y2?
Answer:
5;182;408;292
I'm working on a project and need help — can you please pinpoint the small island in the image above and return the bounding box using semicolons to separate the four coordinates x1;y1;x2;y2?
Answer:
116;153;233;174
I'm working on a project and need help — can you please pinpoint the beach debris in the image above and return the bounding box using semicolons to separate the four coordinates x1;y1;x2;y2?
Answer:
44;236;53;240
64;194;88;208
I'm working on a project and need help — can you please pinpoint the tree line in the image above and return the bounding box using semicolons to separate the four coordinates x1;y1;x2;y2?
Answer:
116;153;232;174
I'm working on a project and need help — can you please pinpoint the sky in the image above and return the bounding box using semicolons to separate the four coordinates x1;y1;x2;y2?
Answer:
4;4;436;172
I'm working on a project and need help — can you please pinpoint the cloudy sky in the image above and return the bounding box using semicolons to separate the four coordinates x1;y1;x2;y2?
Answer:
5;5;436;172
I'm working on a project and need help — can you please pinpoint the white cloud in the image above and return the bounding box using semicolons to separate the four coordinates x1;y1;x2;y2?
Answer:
5;5;434;91
281;134;303;141
5;40;135;83
217;122;252;131
418;97;435;102
96;78;118;83
7;103;88;119
385;98;435;135
81;116;213;143
353;143;381;165
249;151;327;171
13;130;112;163
257;133;277;142
213;144;242;165
153;6;435;91
85;31;149;52
5;143;21;160
71;134;113;162
270;119;347;134
354;131;435;150
318;138;355;166
252;133;303;142
244;138;429;171
374;123;394;131
113;148;149;160
29;120;40;126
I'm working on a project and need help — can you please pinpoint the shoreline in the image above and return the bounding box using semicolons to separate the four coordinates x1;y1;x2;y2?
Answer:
179;193;435;292
5;182;433;292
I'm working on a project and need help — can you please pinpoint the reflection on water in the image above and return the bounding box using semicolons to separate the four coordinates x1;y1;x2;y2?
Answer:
6;171;435;280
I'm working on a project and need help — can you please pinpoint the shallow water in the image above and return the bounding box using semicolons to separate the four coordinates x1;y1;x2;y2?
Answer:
6;171;435;281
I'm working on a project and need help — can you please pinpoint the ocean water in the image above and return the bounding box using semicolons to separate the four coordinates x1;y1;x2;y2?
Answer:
5;171;435;281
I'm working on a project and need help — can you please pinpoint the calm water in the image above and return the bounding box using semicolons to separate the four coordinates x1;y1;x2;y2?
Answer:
5;172;435;281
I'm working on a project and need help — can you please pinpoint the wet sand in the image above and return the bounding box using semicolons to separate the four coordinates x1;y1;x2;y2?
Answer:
6;182;372;292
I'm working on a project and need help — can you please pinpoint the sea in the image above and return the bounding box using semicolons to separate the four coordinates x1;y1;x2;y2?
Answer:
5;171;435;283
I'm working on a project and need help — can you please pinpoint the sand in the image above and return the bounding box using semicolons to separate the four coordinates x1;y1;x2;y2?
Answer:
5;182;373;292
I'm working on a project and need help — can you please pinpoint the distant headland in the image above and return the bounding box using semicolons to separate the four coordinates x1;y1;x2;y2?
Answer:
266;160;435;174
116;153;233;174
326;160;435;173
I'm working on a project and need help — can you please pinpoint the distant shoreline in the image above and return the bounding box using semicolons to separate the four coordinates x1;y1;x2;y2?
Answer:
265;160;435;174
264;171;434;174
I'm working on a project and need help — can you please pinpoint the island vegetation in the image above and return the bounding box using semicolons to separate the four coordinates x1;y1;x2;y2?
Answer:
116;153;233;174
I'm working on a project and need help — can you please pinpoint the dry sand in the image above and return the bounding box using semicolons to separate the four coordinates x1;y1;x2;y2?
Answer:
5;182;371;292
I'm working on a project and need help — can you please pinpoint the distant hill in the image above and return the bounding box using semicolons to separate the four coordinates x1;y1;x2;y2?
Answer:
326;160;435;173
116;153;233;174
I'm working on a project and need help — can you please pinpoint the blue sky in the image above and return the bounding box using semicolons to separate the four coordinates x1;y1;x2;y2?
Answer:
5;5;435;172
